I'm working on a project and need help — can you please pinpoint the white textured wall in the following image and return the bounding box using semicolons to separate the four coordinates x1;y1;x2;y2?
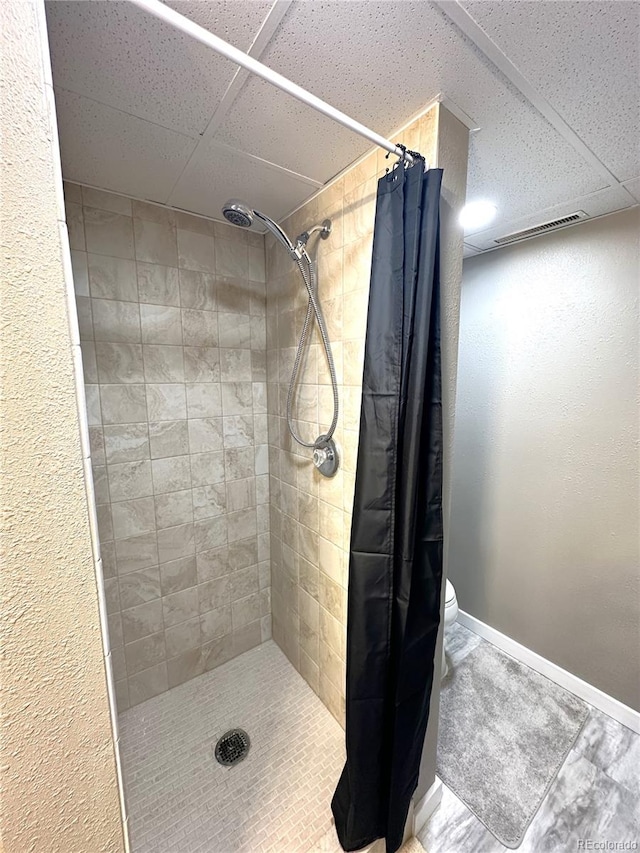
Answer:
449;208;640;710
0;1;124;849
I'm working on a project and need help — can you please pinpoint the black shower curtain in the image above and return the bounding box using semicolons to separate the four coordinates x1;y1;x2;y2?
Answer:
332;164;444;853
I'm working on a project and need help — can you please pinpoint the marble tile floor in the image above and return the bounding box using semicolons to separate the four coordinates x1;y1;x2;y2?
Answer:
420;623;640;853
118;624;639;853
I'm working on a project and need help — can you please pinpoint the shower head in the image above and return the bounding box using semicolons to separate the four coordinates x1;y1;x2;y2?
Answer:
222;199;253;229
221;199;295;256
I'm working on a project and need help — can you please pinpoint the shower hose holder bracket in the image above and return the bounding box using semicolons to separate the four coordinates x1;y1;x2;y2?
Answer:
313;435;339;478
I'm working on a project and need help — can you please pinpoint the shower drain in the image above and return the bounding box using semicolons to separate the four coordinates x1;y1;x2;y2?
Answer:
214;729;250;766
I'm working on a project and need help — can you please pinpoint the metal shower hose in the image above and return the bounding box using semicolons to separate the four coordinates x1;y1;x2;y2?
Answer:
286;248;339;448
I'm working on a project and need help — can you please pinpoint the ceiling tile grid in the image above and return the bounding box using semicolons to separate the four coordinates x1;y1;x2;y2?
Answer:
45;0;273;136
461;0;640;184
169;139;319;224
45;0;639;251
53;89;197;202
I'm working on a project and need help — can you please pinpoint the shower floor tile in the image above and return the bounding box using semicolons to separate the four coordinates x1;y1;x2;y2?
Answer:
119;641;345;853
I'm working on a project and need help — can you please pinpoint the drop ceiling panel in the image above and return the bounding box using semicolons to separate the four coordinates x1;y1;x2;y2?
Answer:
169;140;317;224
46;0;637;252
214;0;606;218
45;0;272;137
214;76;372;184
461;1;640;183
462;184;635;252
622;178;640;204
54;89;196;202
465;117;606;224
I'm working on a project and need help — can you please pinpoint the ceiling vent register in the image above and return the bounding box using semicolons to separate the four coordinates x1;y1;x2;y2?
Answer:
494;211;588;245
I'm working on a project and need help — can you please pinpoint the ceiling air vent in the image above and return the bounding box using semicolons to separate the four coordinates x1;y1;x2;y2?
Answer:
494;211;588;246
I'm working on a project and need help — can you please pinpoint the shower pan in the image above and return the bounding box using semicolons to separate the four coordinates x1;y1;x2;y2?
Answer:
222;200;340;477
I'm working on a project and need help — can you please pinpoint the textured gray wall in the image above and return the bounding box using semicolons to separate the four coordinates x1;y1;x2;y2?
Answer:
449;207;640;711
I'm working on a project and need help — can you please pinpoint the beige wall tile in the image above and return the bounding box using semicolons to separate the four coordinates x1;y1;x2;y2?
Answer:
100;383;146;424
122;599;163;644
219;313;252;349
196;545;231;583
154;489;193;529
88;254;137;301
124;631;166;676
134;218;178;267
149;419;189;459
178;229;215;273
85;207;134;259
108;459;152;502
82;186;132;216
118;567;161;609
146;383;187;421
165;617;201;659
142;344;185;383
115;531;158;574
192;483;226;520
72;183;270;704
160;556;197;596
63;181;83;204
151;455;191;494
157;522;195;564
65;201;85;251
232;619;261;656
162;586;199;628
137;262;180;307
228;565;259;601
95;342;144;384
103;422;149;463
184;346;220;382
216;238;248;279
188;418;224;454
128;662;168;706
141;304;183;345
223;414;254;448
132;200;176;227
227;508;257;543
200;605;232;643
221;381;253;415
186;382;222;419
92;298;140;343
179;269;216;310
194;515;227;552
181;308;219;347
111;496;155;540
190;450;225;487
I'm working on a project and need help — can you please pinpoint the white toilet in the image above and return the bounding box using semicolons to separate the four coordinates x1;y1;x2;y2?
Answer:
441;579;459;679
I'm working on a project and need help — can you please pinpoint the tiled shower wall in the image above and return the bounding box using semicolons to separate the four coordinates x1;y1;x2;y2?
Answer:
64;182;270;711
266;110;439;726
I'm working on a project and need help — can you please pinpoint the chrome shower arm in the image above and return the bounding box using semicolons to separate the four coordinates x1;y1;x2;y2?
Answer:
295;219;332;251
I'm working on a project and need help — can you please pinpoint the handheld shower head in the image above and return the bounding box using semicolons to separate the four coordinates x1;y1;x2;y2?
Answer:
221;200;295;256
222;199;253;229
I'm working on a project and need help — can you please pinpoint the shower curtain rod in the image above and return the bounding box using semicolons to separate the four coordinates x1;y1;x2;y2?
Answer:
127;0;415;166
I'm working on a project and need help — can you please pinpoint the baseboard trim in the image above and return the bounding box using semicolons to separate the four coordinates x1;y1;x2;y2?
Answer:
457;610;640;735
413;778;443;836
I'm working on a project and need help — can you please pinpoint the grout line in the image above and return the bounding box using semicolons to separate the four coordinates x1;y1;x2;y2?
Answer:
165;0;303;206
